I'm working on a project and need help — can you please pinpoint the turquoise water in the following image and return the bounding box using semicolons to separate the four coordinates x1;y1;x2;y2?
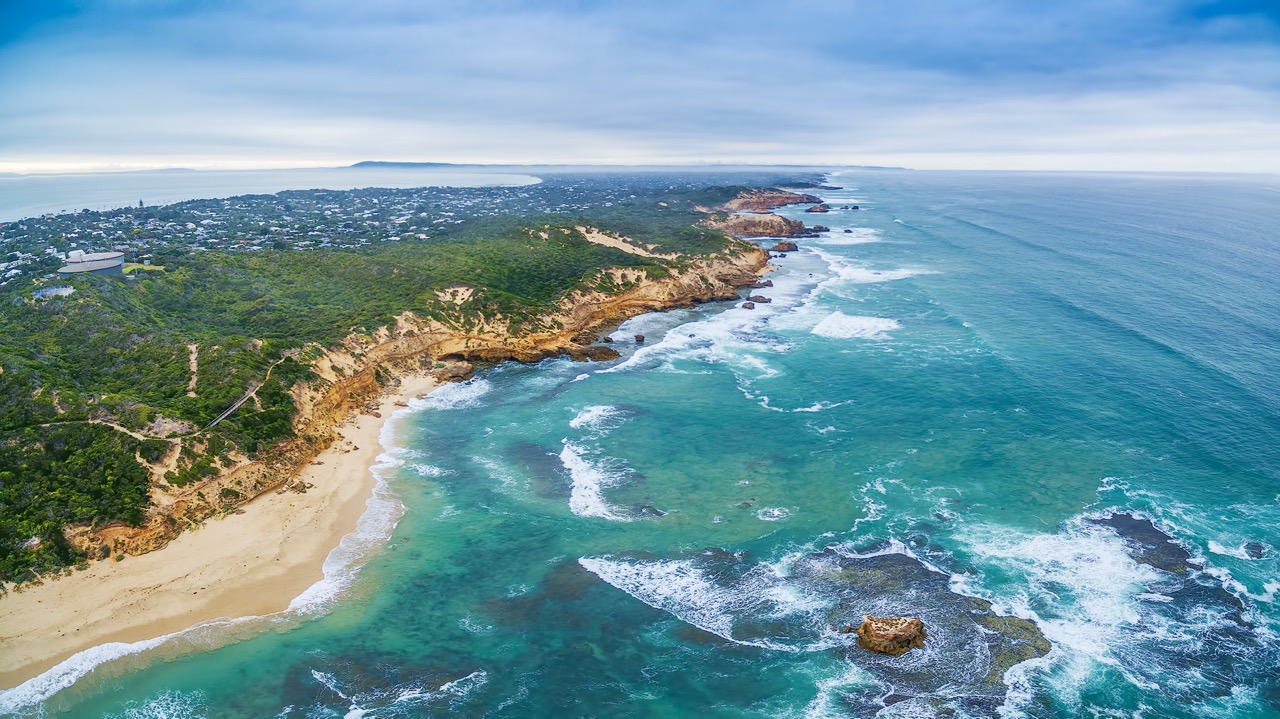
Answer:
6;170;1280;717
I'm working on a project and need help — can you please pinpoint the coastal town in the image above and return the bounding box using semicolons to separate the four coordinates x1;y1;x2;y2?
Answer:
0;172;819;290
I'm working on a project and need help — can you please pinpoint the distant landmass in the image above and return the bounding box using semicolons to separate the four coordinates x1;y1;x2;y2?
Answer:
348;160;461;168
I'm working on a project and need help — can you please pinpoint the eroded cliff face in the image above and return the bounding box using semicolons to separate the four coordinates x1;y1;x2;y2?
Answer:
709;213;808;238
66;244;770;558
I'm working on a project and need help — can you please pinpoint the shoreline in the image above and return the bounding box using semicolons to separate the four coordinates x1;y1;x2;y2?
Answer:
0;372;439;691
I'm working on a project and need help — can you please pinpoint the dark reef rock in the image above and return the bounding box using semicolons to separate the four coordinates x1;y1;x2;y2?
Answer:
634;334;645;343
853;615;927;656
746;295;772;303
769;241;799;252
1090;513;1198;574
804;203;830;213
748;279;774;288
1244;541;1268;559
810;225;830;233
741;301;755;310
843;229;853;233
1086;512;1277;705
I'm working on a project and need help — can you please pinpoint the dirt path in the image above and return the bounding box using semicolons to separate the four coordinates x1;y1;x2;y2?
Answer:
186;343;198;397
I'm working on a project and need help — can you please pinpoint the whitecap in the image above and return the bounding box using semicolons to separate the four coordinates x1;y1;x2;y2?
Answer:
757;507;793;521
811;312;902;339
559;440;632;521
408;463;452;478
578;557;804;651
416;379;491;411
568;404;627;435
102;689;208;719
812;227;881;246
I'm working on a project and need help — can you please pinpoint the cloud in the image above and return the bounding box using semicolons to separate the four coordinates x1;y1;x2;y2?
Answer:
1;0;1277;171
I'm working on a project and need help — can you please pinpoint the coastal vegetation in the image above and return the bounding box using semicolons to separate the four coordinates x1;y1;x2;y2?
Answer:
0;173;815;583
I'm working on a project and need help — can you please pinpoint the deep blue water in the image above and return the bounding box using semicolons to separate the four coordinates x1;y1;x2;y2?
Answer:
4;170;1279;718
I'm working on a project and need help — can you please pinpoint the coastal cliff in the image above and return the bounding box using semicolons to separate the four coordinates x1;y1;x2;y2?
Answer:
721;190;821;213
65;243;770;558
709;213;808;238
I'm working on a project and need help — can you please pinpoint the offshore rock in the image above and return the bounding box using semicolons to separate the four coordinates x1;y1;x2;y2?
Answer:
810;225;830;233
742;301;755;310
634;334;645;344
746;295;772;303
854;615;927;656
805;203;830;213
770;241;799;252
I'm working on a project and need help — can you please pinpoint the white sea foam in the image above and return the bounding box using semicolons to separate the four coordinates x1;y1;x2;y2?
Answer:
811;312;902;339
1207;539;1269;561
793;400;854;413
316;667;488;716
473;455;521;488
578;557;789;650
408;463;452;477
578;555;837;653
950;516;1252;714
559;440;632;521
812;227;882;245
807;246;935;286
799;663;878;719
417;379;491;410
757;507;793;521
599;245;830;380
568;404;627;435
101;689;208;718
0;634;220;715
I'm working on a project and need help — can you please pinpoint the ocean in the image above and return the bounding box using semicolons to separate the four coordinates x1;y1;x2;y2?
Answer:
0;167;540;222
4;170;1280;718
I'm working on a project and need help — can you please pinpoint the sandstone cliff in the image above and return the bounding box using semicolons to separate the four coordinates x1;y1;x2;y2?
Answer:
709;213;808;238
722;190;822;214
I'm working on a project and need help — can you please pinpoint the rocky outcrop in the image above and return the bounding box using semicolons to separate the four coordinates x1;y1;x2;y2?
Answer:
742;301;755;310
709;213;807;238
746;295;771;303
804;203;830;213
63;245;771;559
770;241;799;252
722;190;822;214
852;615;927;656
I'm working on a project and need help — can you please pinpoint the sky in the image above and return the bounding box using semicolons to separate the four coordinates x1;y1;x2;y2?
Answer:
1;0;1278;173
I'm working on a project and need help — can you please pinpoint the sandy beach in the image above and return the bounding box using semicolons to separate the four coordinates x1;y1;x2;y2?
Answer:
0;372;439;689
